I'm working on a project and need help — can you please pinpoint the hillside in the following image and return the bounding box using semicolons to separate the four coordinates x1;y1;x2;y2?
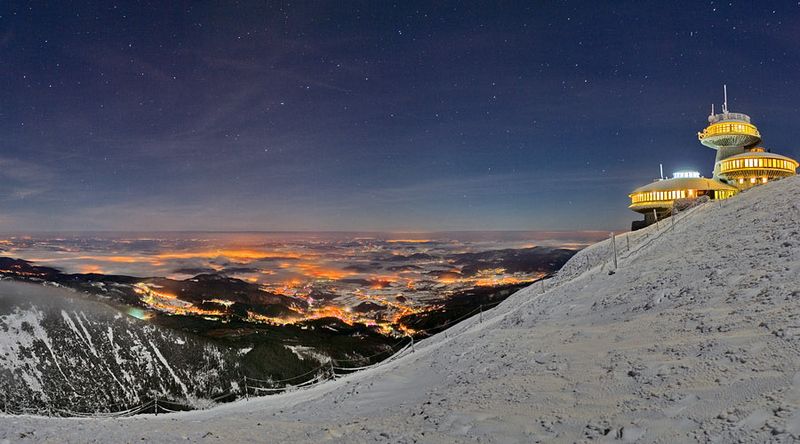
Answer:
2;176;800;442
0;282;241;413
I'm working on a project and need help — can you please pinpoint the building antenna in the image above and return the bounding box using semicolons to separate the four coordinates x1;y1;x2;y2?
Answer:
722;84;728;114
711;103;714;115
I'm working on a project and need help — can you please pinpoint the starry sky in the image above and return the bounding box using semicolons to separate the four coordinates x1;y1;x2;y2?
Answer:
1;1;799;232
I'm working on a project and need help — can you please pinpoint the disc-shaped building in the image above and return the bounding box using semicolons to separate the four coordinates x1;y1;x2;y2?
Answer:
629;87;798;230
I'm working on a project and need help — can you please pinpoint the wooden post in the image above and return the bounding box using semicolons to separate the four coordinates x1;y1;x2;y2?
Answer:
244;376;249;401
410;335;415;353
611;232;617;270
154;395;158;416
671;203;676;230
626;234;630;251
329;361;336;380
653;209;659;229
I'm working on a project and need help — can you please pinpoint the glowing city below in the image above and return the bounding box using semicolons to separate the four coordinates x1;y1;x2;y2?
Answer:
0;232;599;336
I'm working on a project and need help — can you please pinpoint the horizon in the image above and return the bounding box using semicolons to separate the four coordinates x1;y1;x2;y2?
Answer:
3;2;799;232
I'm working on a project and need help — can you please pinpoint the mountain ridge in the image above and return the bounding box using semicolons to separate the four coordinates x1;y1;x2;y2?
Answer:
2;176;800;442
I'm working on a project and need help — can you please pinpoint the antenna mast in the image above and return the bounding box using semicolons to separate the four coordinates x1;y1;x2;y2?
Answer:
722;84;728;114
659;163;664;180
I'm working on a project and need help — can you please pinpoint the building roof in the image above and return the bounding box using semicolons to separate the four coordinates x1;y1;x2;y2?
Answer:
630;177;738;195
708;111;752;124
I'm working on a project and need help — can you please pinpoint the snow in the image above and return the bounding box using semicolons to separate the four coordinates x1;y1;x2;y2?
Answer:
0;307;48;395
0;281;237;412
2;176;800;442
285;345;329;363
148;340;189;398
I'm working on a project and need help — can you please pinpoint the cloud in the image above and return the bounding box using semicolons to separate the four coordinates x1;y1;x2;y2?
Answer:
0;157;54;201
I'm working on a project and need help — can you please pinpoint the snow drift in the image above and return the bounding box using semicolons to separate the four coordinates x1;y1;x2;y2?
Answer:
2;176;800;443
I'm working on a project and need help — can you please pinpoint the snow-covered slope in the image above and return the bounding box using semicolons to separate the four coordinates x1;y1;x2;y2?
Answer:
2;176;800;443
0;282;239;414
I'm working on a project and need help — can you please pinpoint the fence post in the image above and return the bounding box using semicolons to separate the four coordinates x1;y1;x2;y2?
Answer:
244;376;249;401
653;209;659;229
626;234;630;251
611;232;617;270
671;203;676;230
479;305;483;323
154;395;158;416
410;335;415;353
329;361;336;380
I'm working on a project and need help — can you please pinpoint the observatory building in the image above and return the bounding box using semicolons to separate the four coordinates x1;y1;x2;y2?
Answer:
628;171;737;230
717;148;798;189
697;85;798;189
629;87;798;230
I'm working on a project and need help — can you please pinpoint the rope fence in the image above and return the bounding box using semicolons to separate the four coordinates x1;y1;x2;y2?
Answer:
4;216;647;421
0;302;477;419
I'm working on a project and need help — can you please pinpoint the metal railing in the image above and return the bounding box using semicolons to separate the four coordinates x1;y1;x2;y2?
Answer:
708;112;751;124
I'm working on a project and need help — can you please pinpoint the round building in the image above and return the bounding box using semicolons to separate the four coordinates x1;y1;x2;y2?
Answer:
629;172;738;230
717;148;798;189
629;86;797;230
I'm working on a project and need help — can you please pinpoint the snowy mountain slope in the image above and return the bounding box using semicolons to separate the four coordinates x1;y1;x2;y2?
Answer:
0;282;240;414
2;176;800;443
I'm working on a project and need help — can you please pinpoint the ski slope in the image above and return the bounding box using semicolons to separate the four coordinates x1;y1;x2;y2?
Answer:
2;176;800;443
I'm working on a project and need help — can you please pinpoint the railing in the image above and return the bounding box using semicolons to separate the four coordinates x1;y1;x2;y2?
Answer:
698;121;760;139
708;112;751;124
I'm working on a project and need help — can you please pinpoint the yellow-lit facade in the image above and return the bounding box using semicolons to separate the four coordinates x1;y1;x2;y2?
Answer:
629;87;797;230
698;121;760;142
628;177;738;214
720;157;795;172
629;188;736;206
718;150;798;189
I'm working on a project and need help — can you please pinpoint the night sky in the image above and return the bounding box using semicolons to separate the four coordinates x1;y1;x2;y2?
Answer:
1;1;799;232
